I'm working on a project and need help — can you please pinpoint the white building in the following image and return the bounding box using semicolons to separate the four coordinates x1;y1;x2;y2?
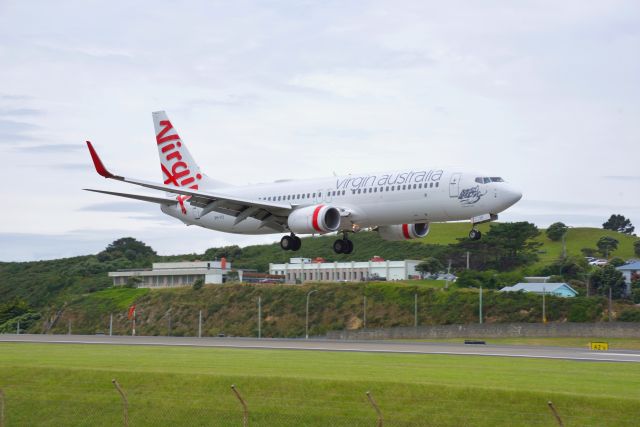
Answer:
109;260;236;288
269;257;421;284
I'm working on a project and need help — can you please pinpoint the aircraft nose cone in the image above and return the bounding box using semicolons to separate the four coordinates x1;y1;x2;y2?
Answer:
504;186;522;206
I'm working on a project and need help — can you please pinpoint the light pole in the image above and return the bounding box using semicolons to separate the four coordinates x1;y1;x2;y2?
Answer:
305;290;318;339
479;286;483;324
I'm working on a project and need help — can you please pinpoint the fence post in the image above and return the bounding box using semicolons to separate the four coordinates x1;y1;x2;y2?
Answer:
231;384;248;427
366;391;383;427
547;401;564;426
0;388;5;427
112;379;129;427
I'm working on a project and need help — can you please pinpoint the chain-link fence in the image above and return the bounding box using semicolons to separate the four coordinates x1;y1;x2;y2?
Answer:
2;379;636;426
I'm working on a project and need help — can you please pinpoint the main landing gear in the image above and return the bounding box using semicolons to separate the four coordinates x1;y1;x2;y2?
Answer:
280;234;301;251
333;233;354;254
468;228;482;241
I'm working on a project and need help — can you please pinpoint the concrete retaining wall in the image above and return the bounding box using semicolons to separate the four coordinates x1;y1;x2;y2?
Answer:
326;322;640;340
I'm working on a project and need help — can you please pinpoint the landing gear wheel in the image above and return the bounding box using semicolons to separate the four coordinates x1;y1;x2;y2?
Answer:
343;239;354;254
281;234;302;251
280;235;294;250
333;238;354;254
468;229;482;241
291;235;302;251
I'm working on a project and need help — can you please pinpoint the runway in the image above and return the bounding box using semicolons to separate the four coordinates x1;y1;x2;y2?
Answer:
2;334;639;363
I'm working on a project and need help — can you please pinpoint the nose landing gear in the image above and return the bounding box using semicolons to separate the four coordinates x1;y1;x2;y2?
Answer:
468;228;482;241
280;234;302;251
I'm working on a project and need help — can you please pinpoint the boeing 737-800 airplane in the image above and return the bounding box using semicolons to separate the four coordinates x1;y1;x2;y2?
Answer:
85;111;522;254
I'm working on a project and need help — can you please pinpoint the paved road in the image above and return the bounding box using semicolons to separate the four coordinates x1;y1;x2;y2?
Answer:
2;334;639;363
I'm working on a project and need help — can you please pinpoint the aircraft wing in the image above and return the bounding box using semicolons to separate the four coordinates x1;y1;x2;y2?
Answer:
86;141;292;227
83;189;179;206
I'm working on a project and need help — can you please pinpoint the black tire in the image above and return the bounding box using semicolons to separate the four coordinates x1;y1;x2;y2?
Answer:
468;229;482;241
280;235;293;250
333;239;345;254
343;239;354;254
291;235;302;251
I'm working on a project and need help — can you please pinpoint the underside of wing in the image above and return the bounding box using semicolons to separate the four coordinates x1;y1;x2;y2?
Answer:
84;189;178;205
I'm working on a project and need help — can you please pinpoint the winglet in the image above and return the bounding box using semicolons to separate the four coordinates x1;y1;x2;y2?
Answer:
86;141;114;178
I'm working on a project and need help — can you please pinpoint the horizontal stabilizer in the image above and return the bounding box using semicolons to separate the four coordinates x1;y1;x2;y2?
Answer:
84;189;177;205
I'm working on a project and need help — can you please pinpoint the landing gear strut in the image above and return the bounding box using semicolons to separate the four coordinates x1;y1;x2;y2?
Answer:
280;234;302;251
468;228;482;241
333;232;354;254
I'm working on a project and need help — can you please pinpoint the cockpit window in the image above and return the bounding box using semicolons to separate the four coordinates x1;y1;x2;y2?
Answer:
476;176;505;183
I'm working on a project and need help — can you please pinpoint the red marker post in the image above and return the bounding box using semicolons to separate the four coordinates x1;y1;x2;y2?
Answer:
128;304;136;336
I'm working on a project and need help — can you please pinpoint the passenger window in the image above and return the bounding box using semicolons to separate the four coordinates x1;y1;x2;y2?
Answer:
436;182;439;187
313;193;316;198
357;189;361;194
483;177;491;184
475;177;483;184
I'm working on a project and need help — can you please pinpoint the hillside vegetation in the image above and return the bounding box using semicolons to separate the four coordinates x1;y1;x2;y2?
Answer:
1;224;638;335
48;283;616;337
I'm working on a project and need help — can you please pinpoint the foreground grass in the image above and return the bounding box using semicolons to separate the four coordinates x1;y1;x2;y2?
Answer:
1;343;639;426
398;337;640;350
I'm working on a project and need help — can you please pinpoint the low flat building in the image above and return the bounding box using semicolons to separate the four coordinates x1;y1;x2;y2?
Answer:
616;261;640;296
109;260;236;288
500;282;578;298
269;257;421;284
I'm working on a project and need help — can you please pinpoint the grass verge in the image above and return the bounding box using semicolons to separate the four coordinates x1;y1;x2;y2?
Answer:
1;343;639;426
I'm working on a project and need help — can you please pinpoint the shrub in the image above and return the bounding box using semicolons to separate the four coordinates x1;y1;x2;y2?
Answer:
618;309;640;322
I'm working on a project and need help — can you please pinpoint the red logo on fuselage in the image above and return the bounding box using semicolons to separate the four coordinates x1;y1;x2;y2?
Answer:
156;120;201;215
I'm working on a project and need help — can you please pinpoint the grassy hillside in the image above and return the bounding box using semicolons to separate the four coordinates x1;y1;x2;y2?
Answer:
232;224;638;271
45;282;622;337
2;343;639;426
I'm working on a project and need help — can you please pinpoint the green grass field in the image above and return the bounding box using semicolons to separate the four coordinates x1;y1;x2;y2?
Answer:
1;343;639;426
398;337;640;350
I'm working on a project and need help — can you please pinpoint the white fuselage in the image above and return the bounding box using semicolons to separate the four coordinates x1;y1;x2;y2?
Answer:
160;168;522;235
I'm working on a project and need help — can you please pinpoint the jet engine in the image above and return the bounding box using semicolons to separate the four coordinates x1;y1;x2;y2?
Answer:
377;222;430;241
288;204;341;234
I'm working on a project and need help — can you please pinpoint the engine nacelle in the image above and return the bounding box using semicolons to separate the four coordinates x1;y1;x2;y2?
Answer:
287;204;341;234
377;223;430;241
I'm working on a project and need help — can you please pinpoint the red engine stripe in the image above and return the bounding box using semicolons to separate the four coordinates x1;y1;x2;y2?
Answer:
312;204;324;232
402;223;411;239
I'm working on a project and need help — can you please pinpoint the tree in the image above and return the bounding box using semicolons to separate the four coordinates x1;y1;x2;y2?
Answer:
204;245;243;261
546;222;568;242
590;264;626;298
596;236;619;258
452;222;542;271
192;278;204;290
634;240;640;257
415;258;444;277
581;247;598;258
602;214;635;235
98;237;156;262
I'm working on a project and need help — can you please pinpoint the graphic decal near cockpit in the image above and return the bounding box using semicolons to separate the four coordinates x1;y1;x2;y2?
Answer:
458;185;487;206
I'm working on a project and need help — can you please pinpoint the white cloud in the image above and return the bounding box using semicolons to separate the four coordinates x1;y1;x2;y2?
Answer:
0;0;639;260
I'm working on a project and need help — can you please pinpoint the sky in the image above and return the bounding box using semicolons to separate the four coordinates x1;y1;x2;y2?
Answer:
0;1;638;261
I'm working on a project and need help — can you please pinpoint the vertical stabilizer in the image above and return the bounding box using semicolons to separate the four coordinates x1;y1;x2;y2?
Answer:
152;111;228;190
